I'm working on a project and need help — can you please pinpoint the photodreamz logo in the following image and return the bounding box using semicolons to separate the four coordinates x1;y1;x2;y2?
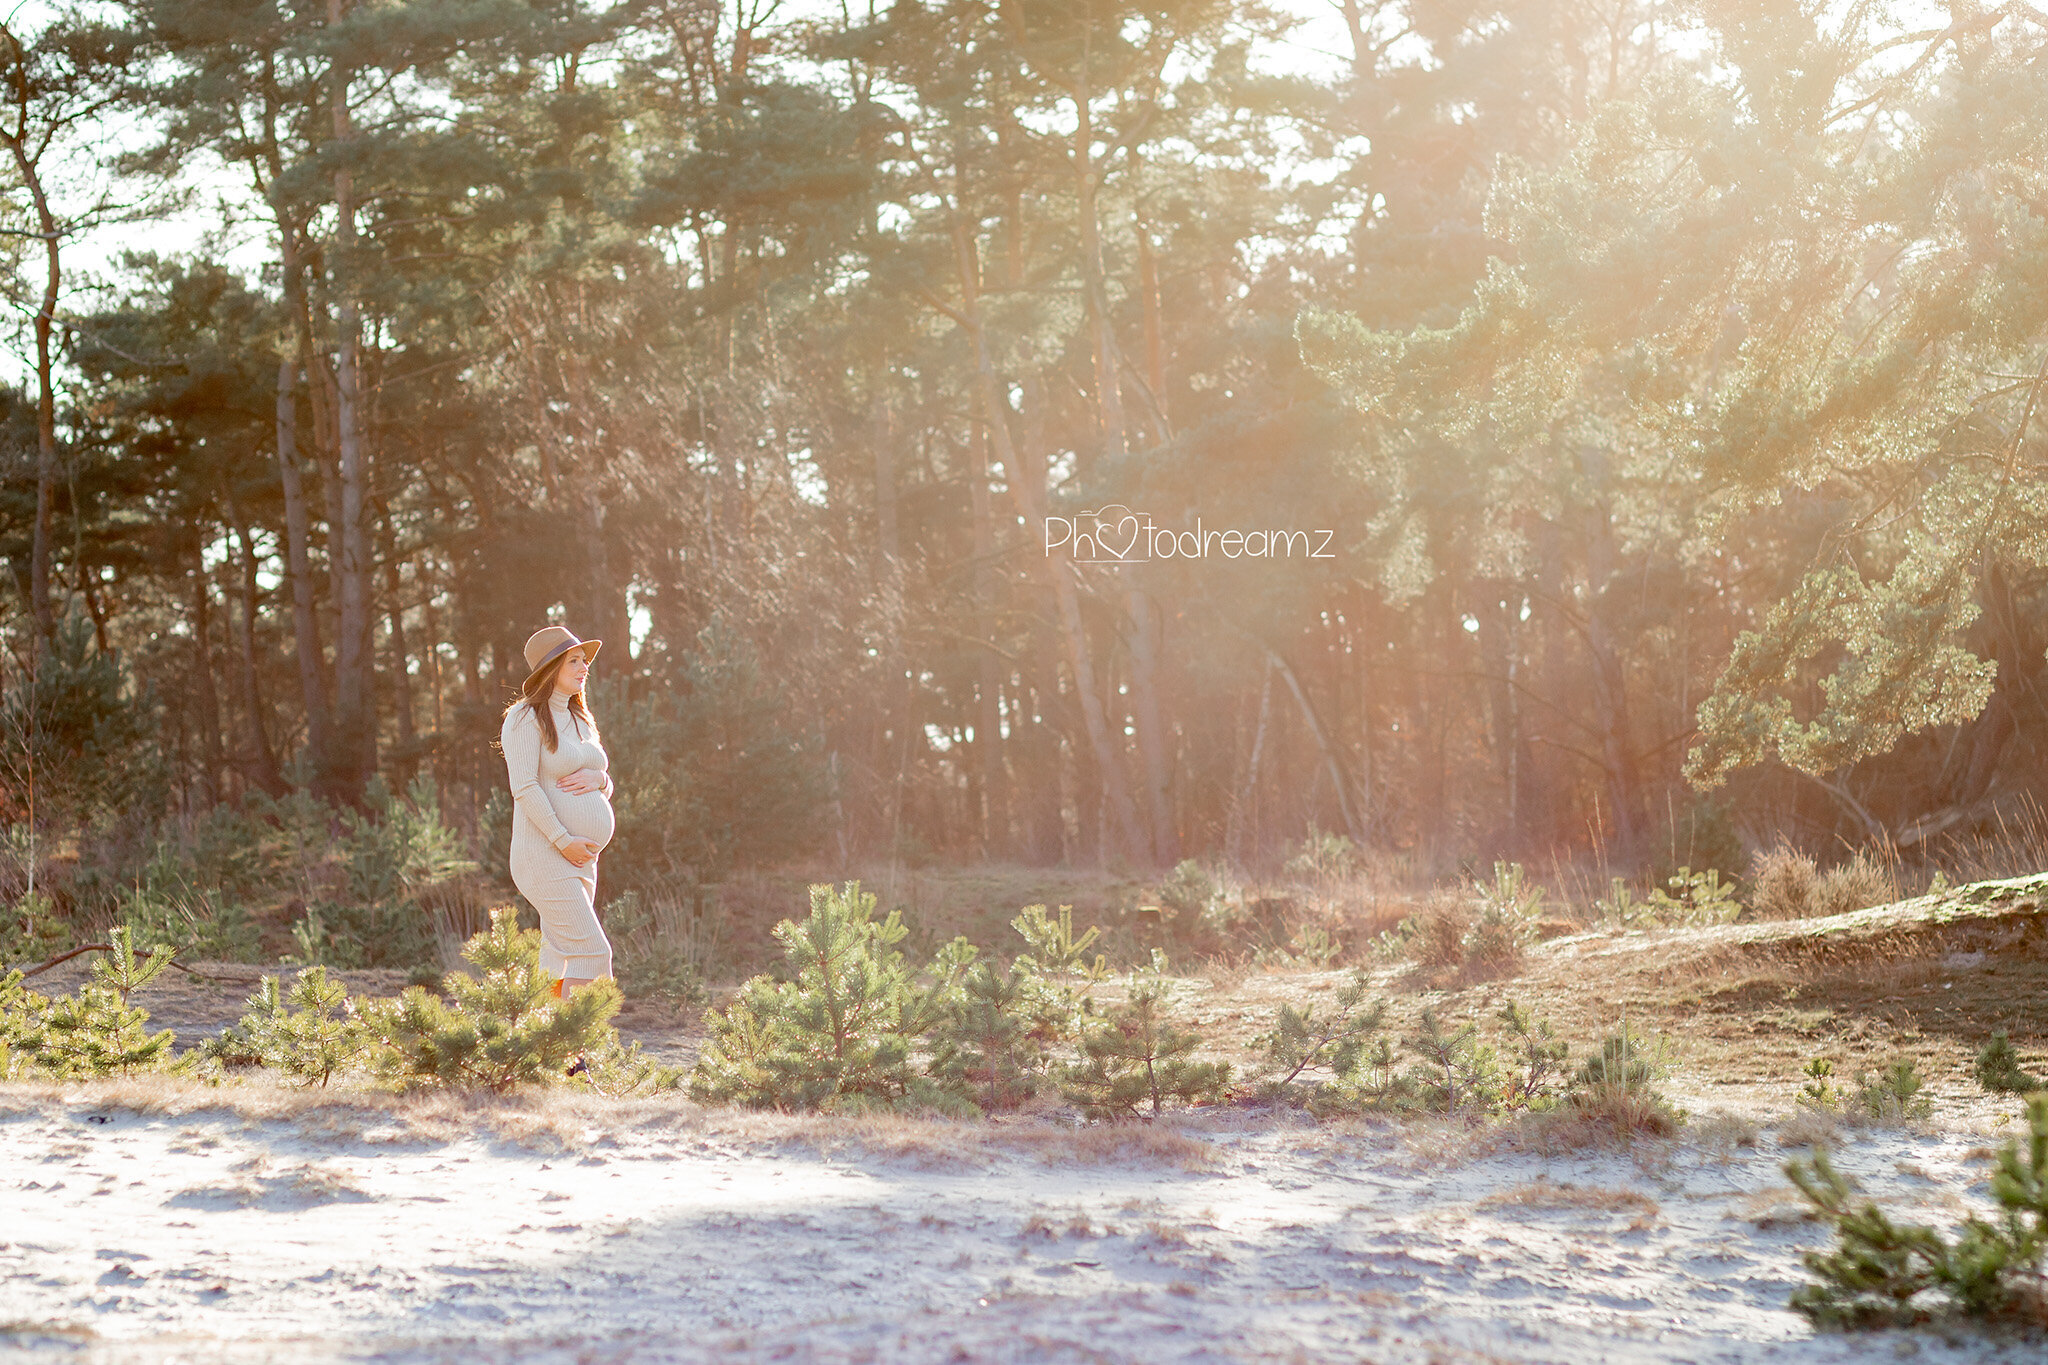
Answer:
1045;505;1336;564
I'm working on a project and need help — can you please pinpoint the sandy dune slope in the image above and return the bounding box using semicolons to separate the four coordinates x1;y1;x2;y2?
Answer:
1;1094;2040;1364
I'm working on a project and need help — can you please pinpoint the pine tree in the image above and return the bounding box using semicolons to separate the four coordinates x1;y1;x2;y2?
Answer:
1060;984;1230;1120
1496;1001;1569;1110
226;966;366;1086
690;881;974;1112
1250;970;1386;1103
1787;1096;2048;1327
18;928;180;1077
1975;1032;2047;1096
364;907;619;1093
931;960;1042;1114
1403;1007;1497;1114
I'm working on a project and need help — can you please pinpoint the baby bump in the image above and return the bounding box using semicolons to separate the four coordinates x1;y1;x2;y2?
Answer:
551;789;615;849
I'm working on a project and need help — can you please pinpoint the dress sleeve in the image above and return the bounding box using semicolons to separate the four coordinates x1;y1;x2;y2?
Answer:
501;708;575;851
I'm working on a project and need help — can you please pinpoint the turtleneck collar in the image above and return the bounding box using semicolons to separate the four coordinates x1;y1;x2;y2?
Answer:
549;692;575;711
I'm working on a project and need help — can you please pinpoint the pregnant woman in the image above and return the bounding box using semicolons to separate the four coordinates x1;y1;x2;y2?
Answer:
501;626;616;997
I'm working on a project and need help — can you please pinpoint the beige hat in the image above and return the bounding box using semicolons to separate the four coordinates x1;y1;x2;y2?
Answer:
523;626;602;690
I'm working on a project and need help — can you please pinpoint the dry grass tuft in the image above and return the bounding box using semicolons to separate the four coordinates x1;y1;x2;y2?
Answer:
1690;1109;1762;1157
1474;1178;1659;1216
1777;1105;1843;1150
1748;845;1900;921
0;1078;1219;1171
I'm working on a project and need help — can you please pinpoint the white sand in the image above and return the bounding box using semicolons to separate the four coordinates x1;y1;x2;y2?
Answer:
1;1095;2037;1364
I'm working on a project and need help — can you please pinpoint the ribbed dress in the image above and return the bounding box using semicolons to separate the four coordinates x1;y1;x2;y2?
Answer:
500;694;616;981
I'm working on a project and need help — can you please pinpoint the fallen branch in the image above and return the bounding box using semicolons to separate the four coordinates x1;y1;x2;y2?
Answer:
17;942;112;978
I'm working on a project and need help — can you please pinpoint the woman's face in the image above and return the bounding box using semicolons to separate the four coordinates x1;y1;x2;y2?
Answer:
553;648;592;696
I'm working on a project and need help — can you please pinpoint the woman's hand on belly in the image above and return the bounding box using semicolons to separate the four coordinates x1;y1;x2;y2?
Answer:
556;768;608;795
560;836;600;867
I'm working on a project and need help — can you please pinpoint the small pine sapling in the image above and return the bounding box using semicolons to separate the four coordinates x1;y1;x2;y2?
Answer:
1787;1096;2048;1327
0;969;46;1080
1974;1031;2047;1095
1801;1056;1843;1109
1009;903;1107;1046
1569;1026;1681;1134
570;1034;684;1097
365;907;621;1092
1062;983;1231;1119
228;967;367;1086
931;960;1044;1114
17;929;181;1078
1496;1001;1570;1110
1403;1007;1499;1114
690;882;973;1112
1249;970;1386;1104
1853;1058;1934;1123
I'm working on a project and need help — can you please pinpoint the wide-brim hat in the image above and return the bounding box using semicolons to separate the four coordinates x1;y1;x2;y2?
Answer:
523;626;602;690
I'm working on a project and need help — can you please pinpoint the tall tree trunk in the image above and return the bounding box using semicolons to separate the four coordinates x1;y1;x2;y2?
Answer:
952;212;1144;864
328;0;374;803
2;94;61;643
223;484;287;797
1584;505;1641;853
1125;585;1177;864
380;512;416;789
1070;65;1126;466
274;353;333;790
188;558;224;809
968;424;1012;858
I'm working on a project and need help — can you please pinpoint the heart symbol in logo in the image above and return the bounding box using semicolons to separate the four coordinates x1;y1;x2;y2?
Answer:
1084;505;1144;561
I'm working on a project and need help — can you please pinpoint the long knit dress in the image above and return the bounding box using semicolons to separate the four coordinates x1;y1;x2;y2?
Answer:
500;694;616;981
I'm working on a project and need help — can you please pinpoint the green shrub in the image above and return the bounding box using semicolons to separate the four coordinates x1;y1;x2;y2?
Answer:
1787;1096;2048;1328
213;967;366;1086
1060;983;1230;1119
1;887;71;965
10;928;182;1078
1854;1058;1934;1123
930;960;1043;1113
1376;864;1544;978
1249;970;1386;1104
1599;867;1741;928
363;908;621;1092
1801;1056;1843;1109
1975;1032;2047;1096
1157;859;1227;932
1281;826;1362;883
689;881;976;1113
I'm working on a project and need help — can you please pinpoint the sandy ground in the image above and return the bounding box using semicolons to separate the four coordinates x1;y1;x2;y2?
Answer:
2;1088;2043;1365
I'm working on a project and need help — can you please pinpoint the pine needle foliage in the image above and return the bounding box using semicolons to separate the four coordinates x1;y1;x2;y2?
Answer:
570;1034;684;1098
930;960;1043;1113
1403;1007;1499;1113
1975;1032;2048;1096
690;881;976;1113
364;907;620;1093
1853;1059;1934;1124
1249;969;1386;1103
220;967;367;1086
13;928;182;1078
1568;1026;1682;1135
1061;983;1231;1119
1787;1096;2048;1328
1496;1001;1570;1110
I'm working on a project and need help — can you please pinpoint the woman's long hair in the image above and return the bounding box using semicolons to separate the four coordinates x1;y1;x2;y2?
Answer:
503;652;598;752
